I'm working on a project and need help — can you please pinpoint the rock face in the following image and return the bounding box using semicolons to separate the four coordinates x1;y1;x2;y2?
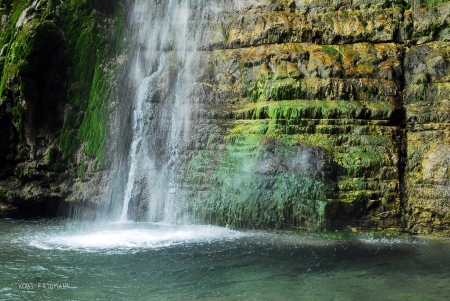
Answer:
0;1;68;217
179;0;406;231
0;0;449;236
403;4;450;237
404;42;450;236
0;0;126;217
177;0;450;234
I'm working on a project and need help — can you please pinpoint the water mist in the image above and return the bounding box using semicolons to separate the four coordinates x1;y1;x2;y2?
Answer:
99;0;205;223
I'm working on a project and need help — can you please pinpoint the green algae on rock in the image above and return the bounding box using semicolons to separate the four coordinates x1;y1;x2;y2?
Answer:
0;0;127;217
0;0;449;237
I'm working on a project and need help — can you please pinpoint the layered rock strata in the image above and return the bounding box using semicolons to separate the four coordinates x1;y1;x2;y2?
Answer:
178;0;450;234
404;42;450;236
0;0;449;236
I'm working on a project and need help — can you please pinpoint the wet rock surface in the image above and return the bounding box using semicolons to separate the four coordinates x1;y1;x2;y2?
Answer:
404;41;450;236
0;0;126;218
1;0;449;236
179;0;450;234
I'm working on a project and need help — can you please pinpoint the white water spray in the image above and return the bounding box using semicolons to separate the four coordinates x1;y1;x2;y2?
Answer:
117;0;203;223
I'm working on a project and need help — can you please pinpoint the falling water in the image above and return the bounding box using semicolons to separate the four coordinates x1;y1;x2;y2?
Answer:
102;0;205;223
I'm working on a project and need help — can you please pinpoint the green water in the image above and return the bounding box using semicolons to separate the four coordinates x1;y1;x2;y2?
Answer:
1;219;449;301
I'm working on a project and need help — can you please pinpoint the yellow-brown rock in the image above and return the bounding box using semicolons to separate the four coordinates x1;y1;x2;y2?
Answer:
179;0;450;235
404;41;450;237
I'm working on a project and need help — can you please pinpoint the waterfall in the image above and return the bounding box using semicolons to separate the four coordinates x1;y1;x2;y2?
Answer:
102;0;205;223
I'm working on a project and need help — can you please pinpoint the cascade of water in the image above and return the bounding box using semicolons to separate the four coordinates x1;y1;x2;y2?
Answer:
102;0;204;223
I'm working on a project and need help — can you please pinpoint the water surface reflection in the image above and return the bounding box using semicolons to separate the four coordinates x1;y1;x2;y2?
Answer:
1;219;449;301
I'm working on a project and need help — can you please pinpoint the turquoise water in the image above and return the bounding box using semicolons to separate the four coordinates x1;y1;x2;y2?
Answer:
1;219;450;301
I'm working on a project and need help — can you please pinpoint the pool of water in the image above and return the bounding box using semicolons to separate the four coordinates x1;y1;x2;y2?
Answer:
1;219;450;301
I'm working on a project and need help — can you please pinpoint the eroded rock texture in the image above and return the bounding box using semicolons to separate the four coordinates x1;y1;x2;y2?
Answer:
0;0;126;218
405;42;450;236
178;0;450;234
0;0;449;236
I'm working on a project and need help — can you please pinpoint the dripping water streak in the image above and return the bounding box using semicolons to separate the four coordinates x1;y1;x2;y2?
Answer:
116;0;203;223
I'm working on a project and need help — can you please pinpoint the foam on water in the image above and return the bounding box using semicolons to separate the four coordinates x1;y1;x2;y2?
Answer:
27;225;246;252
2;219;450;301
357;236;427;246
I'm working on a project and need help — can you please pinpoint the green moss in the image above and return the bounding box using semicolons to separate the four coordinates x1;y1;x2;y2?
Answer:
322;45;342;60
112;3;127;50
182;79;398;229
414;83;428;102
249;78;304;102
59;0;127;165
11;104;24;139
236;100;367;121
63;5;106;110
60;111;77;159
182;106;342;230
420;0;450;8
0;188;6;199
77;159;87;178
0;9;66;141
58;172;67;182
334;150;384;177
184;131;331;230
76;62;110;164
13;165;23;179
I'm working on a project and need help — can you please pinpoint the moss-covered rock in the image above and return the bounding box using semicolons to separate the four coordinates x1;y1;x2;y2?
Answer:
404;41;450;237
0;0;127;218
178;36;404;231
0;0;449;237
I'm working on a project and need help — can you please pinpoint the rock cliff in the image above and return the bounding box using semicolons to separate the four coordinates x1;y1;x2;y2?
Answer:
0;0;127;217
0;0;449;236
178;0;450;235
